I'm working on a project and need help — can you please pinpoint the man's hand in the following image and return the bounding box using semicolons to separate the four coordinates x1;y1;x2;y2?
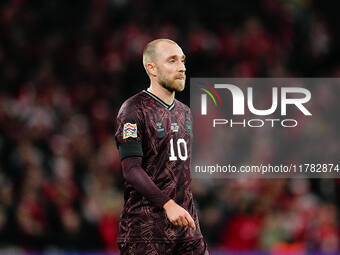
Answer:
163;199;196;230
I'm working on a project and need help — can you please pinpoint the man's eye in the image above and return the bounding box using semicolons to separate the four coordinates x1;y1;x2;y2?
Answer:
169;59;175;63
182;59;186;63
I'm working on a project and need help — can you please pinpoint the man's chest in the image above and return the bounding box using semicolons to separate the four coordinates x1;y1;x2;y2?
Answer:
141;108;192;162
143;108;191;140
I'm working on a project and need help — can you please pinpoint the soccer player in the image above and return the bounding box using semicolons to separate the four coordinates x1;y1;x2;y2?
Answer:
115;39;209;254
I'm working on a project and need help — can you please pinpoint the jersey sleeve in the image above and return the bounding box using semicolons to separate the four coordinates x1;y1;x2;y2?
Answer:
115;100;144;160
121;157;171;208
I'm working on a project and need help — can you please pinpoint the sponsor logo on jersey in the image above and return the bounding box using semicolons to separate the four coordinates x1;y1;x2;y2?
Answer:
123;123;137;139
156;122;166;137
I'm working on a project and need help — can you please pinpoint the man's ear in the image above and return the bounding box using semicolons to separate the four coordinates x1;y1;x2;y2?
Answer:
147;63;157;77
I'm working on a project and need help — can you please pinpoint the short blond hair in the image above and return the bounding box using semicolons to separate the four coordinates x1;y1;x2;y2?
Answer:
142;39;177;75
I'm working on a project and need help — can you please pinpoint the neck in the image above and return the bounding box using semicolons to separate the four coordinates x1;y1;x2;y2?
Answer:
148;81;175;105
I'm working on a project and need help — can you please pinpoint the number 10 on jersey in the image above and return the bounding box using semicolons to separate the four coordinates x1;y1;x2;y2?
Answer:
169;138;188;161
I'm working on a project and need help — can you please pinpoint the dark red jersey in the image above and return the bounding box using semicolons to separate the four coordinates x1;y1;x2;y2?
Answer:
115;89;203;243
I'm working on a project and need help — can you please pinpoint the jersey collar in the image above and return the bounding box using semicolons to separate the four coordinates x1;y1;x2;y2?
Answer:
143;89;175;111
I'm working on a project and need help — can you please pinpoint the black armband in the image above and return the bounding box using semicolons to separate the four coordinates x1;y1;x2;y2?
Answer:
118;141;143;160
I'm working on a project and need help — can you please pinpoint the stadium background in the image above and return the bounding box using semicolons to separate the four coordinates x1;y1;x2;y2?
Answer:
0;0;340;254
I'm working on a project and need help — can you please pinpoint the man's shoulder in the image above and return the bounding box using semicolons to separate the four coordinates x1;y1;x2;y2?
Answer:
174;99;191;113
118;91;147;113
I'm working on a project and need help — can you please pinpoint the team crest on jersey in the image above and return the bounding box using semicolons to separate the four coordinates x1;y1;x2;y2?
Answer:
123;123;137;139
171;123;179;132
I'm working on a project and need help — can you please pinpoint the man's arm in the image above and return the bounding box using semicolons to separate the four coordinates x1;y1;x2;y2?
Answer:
121;157;196;230
121;157;170;208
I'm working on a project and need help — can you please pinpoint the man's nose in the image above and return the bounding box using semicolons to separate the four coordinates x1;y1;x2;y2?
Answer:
178;61;186;72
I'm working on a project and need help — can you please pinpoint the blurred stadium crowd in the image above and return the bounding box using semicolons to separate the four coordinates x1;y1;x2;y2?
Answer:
0;0;340;253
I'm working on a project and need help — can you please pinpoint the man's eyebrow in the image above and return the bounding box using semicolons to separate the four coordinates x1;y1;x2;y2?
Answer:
166;54;186;59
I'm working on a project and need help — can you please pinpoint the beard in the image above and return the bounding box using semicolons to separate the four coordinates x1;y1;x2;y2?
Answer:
158;73;186;93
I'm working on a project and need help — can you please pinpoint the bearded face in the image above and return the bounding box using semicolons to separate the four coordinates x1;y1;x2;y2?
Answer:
149;42;186;93
157;67;186;93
